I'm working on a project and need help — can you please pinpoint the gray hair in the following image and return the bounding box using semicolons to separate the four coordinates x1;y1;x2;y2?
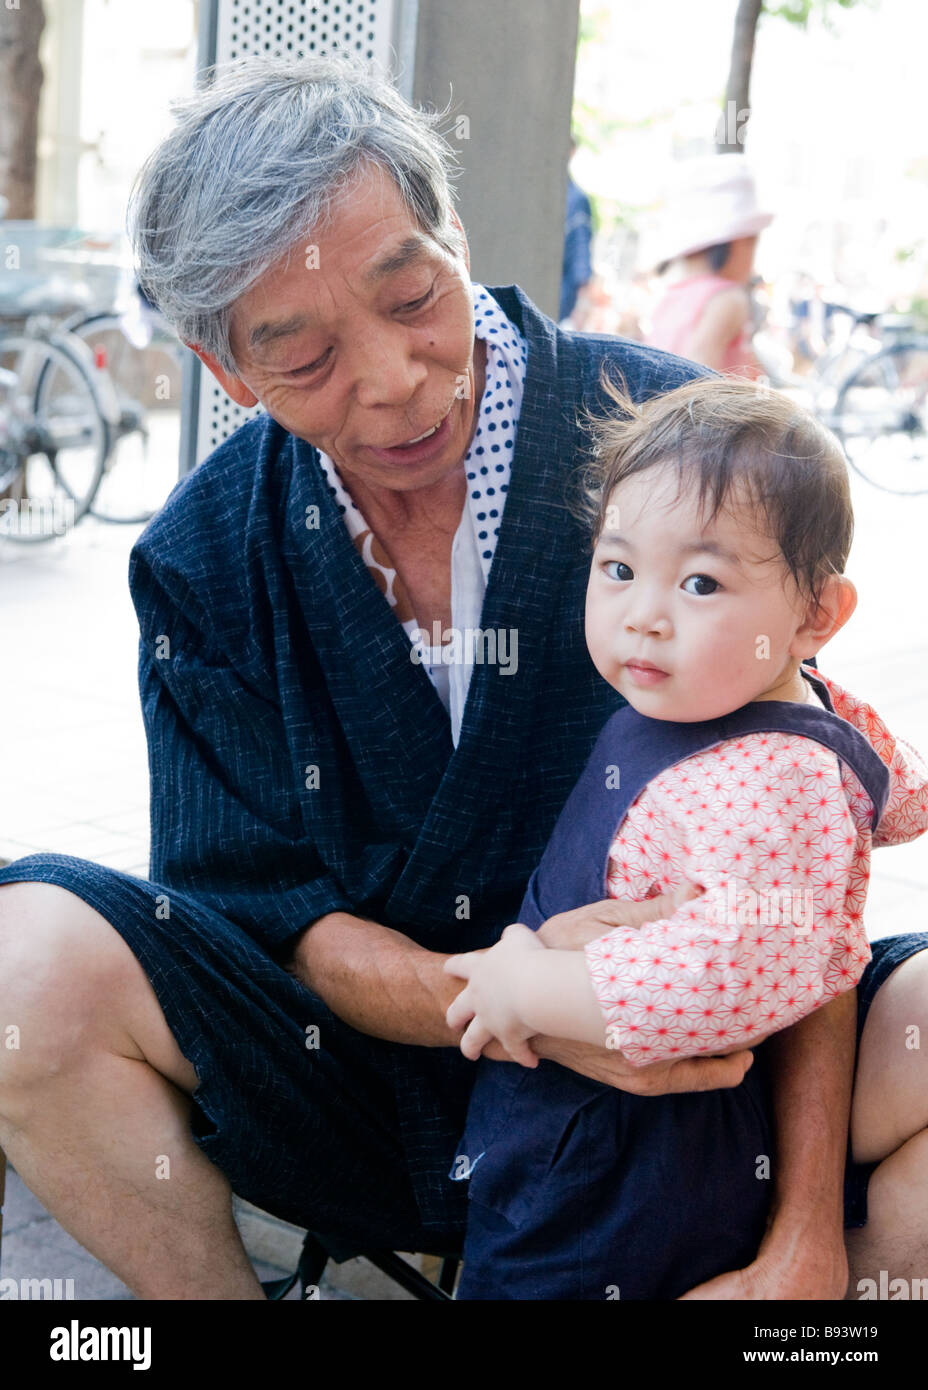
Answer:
127;52;466;374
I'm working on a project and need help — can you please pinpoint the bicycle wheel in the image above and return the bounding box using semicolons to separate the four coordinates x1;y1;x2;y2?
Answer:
832;338;928;495
0;333;107;542
66;312;184;523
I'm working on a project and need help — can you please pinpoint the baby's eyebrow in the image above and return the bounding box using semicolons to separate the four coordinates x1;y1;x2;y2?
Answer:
599;531;742;568
678;539;743;568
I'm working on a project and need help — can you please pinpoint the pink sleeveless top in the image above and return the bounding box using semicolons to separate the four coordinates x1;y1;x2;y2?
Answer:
647;274;758;377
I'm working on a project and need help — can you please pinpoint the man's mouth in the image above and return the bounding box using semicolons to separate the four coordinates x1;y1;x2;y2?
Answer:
388;403;454;449
369;403;457;462
402;420;443;445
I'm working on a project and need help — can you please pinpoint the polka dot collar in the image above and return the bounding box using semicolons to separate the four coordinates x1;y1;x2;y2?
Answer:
314;283;528;605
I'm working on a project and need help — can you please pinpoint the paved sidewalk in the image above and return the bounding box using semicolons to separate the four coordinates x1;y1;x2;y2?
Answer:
1;441;927;1298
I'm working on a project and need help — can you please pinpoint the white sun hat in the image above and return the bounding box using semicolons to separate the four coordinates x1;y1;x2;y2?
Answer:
643;154;774;271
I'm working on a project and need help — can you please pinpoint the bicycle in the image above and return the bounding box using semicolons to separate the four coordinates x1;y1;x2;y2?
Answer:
27;232;187;525
830;326;928;496
0;225;186;538
753;286;928;496
51;282;186;525
0;287;119;543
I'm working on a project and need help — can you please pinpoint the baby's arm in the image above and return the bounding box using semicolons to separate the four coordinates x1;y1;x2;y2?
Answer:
446;735;871;1068
585;736;868;1065
444;886;704;1063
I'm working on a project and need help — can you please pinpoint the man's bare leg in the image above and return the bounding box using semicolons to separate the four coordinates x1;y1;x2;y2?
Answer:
845;948;928;1299
0;881;265;1299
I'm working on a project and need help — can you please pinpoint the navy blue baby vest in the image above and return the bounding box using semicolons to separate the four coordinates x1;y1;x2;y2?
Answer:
453;667;891;1300
517;665;889;932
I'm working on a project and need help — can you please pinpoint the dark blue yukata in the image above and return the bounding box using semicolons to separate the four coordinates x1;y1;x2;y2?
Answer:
1;284;925;1273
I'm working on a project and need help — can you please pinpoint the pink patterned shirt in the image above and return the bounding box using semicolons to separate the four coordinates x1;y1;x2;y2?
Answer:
647;273;759;378
584;667;928;1065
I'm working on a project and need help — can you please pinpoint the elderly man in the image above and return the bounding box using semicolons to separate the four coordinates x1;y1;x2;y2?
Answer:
0;53;925;1301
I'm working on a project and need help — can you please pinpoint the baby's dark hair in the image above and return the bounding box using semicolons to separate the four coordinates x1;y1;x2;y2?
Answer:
572;370;854;616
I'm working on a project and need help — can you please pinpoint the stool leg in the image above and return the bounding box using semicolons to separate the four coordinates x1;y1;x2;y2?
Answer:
0;1147;6;1265
438;1256;459;1295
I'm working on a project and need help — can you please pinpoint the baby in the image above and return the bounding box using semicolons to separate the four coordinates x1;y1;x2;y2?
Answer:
444;373;928;1301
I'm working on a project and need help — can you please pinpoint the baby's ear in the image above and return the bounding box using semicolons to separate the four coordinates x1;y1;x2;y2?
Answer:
794;575;857;655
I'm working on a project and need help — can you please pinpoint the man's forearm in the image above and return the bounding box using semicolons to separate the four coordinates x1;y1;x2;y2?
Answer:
760;990;857;1287
289;910;460;1046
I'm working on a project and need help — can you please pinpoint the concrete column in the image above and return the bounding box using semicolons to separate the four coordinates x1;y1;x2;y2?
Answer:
409;0;580;317
36;0;85;226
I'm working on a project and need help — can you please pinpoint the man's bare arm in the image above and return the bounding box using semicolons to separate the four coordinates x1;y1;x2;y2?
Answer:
289;910;459;1046
288;904;753;1094
681;990;855;1299
758;991;855;1293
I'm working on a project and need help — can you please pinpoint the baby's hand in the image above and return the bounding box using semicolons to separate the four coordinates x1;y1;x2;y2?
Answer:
445;924;546;1066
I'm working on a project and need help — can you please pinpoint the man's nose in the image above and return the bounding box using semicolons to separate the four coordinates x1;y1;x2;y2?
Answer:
351;328;428;409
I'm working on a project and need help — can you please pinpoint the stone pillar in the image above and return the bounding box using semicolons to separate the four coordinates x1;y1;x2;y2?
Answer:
409;0;580;318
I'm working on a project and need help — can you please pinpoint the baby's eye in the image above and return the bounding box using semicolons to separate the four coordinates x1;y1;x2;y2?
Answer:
604;561;633;582
682;574;720;596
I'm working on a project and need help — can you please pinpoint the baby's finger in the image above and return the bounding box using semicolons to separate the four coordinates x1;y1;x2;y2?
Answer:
669;880;704;910
504;1036;539;1068
460;1018;494;1062
445;990;475;1033
443;952;473;980
500;922;542;948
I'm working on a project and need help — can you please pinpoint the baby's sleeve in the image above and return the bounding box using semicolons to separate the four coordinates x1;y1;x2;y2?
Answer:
812;671;928;847
584;734;869;1066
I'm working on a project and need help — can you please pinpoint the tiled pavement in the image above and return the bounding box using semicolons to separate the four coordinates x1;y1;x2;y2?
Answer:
1;432;927;1298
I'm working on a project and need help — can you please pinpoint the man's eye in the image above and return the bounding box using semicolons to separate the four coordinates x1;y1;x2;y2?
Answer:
682;574;720;596
604;561;633;581
289;347;331;378
398;286;434;312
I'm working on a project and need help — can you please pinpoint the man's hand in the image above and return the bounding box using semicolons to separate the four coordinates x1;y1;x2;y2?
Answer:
532;1033;754;1095
537;881;703;949
678;1218;849;1300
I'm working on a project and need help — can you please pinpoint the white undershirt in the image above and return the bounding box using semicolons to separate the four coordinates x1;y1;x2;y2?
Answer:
413;484;488;745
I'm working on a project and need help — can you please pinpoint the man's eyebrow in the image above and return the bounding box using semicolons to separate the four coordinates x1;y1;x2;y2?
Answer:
248;313;312;350
597;531;742;566
247;236;434;351
362;234;433;285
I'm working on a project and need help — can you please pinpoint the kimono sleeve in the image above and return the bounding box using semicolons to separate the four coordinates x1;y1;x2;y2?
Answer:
810;670;928;847
131;549;352;956
584;735;869;1066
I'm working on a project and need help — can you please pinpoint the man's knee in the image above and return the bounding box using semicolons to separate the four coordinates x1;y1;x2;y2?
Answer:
852;949;928;1164
0;880;158;1104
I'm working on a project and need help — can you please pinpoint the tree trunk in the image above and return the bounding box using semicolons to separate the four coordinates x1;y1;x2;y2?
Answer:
717;0;763;152
0;0;47;218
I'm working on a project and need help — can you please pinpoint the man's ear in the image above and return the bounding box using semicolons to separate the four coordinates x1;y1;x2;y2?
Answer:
187;344;260;408
792;574;858;658
449;209;470;274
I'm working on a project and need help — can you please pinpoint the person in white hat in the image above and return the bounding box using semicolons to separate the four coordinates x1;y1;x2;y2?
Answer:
644;154;773;377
